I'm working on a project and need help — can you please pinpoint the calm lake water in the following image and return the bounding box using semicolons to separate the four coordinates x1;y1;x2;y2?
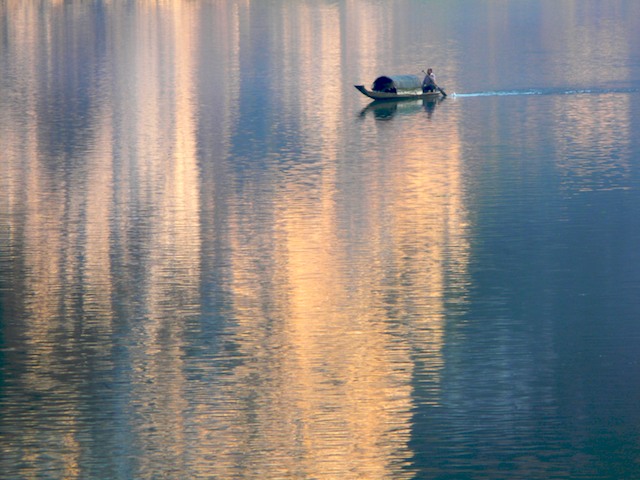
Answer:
2;1;640;478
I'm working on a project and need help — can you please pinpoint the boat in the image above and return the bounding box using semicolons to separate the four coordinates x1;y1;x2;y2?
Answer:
354;74;446;100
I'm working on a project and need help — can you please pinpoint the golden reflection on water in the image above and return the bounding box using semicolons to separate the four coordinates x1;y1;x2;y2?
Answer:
127;2;202;476
201;10;469;475
1;1;469;478
551;94;631;193
541;0;634;194
1;0;202;476
2;2;111;475
192;3;427;477
541;1;632;86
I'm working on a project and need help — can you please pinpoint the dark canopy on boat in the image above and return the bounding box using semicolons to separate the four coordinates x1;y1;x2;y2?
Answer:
372;74;423;93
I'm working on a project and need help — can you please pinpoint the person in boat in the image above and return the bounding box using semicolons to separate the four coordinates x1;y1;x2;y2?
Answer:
422;68;437;92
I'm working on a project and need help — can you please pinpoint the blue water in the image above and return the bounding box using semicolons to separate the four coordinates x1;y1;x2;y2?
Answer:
2;1;640;478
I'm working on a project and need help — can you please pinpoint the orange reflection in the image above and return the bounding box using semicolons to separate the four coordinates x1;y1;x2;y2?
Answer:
345;0;387;80
1;1;469;478
1;2;99;476
199;4;469;479
123;1;202;475
1;0;202;477
541;2;633;87
551;94;631;193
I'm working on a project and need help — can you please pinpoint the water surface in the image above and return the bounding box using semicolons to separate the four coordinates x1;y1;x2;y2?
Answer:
2;1;640;478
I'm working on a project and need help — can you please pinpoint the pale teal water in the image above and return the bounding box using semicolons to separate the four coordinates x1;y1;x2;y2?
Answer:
2;1;640;478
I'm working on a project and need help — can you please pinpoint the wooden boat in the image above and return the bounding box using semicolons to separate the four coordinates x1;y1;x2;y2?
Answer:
355;74;446;100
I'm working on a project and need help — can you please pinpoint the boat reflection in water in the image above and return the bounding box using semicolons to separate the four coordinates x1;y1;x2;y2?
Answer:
359;97;445;121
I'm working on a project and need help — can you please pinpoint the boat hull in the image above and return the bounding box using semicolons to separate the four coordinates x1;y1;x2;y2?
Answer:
354;84;444;101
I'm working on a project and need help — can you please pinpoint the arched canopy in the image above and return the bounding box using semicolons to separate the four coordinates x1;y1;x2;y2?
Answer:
372;74;422;93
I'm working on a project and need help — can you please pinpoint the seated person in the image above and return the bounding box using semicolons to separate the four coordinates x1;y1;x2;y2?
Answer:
422;68;437;92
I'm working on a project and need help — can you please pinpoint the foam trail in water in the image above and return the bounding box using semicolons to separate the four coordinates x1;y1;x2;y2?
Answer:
452;87;639;98
454;89;545;97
